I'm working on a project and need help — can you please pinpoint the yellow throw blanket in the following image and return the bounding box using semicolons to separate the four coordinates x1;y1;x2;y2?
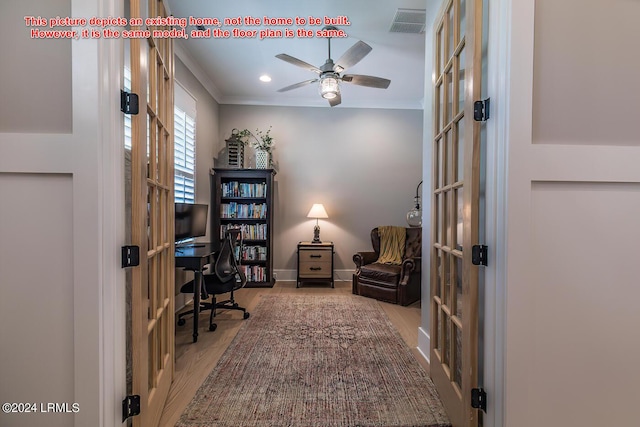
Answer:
377;226;406;265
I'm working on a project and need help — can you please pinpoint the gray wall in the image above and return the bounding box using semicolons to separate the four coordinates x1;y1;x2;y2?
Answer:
216;105;423;281
0;0;72;133
174;56;220;305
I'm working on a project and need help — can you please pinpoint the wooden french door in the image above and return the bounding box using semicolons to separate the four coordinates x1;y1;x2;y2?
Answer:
129;0;175;425
429;0;483;426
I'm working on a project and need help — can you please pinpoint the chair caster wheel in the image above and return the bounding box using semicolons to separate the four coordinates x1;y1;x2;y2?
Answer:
209;324;217;331
177;318;185;326
243;312;250;319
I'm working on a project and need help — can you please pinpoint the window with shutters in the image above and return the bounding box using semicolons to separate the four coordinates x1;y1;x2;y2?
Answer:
124;70;197;203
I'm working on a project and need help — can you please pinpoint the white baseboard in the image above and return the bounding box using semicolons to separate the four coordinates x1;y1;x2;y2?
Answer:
417;326;430;364
272;269;296;281
175;293;192;312
274;269;354;282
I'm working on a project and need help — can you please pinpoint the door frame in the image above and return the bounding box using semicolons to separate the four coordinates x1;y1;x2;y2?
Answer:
93;0;127;426
480;0;511;426
91;0;517;425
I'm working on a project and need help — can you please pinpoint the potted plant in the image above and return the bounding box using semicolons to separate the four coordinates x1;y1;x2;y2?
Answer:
253;127;274;169
237;127;274;169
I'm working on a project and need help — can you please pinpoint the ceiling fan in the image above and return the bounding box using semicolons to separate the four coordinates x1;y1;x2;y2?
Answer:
275;26;391;107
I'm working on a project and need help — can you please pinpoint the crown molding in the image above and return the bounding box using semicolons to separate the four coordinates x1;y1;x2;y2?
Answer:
174;40;223;103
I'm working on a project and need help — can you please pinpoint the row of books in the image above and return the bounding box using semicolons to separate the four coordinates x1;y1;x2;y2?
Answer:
240;265;267;282
220;202;267;219
220;224;267;240
221;181;267;198
241;245;267;261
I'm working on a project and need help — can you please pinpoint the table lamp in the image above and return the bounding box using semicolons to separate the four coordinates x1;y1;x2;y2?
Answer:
307;203;329;243
406;180;423;227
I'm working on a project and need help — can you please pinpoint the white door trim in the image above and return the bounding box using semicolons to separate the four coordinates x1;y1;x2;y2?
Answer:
97;13;127;427
418;0;441;370
481;0;513;425
88;0;126;425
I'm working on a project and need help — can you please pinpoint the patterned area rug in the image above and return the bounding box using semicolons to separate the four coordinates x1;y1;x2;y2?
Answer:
176;295;451;427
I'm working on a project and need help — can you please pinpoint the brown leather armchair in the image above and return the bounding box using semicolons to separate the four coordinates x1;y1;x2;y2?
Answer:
352;227;421;306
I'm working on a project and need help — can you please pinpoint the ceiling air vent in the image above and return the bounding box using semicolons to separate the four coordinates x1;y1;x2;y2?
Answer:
389;8;426;34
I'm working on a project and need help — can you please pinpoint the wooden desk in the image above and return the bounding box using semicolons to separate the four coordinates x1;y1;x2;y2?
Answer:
175;242;217;342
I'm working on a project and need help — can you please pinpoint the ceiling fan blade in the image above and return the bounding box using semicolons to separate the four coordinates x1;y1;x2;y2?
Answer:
333;41;372;72
342;74;391;89
328;93;342;107
277;79;318;92
275;54;321;74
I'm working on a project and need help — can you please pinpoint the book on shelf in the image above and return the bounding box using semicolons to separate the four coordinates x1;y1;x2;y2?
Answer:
221;181;267;198
220;202;267;219
241;245;267;261
239;265;266;282
220;223;267;240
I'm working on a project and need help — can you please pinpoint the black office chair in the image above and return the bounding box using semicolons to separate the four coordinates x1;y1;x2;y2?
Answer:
177;229;250;332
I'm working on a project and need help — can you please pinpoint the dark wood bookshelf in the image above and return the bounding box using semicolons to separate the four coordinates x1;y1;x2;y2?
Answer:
211;168;275;288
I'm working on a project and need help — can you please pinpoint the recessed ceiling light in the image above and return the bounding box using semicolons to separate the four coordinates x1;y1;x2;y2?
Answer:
259;75;272;83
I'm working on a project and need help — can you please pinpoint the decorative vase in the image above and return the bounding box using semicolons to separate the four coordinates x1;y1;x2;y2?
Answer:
255;149;269;169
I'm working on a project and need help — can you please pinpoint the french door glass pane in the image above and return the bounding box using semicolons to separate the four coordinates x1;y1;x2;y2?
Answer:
148;332;154;389
458;48;466;114
444;190;451;247
437;310;443;352
146;115;151;178
447;4;455;58
435;250;442;297
446;130;454;186
437;138;444;188
443;316;450;365
437;193;443;244
458;0;466;41
446;67;454;124
435;85;441;133
456;118;465;182
455;256;463;319
146;187;152;249
456;188;463;250
438;25;445;76
453;324;462;388
443;252;451;307
439;80;445;131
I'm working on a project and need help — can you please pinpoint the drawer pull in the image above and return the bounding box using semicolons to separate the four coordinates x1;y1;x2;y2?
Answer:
310;267;322;271
310;254;322;258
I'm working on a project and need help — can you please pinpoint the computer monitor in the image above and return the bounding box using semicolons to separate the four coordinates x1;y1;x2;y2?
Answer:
175;203;208;243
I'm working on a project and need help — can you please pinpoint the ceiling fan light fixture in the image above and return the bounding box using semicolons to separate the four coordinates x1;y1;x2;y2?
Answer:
319;74;340;99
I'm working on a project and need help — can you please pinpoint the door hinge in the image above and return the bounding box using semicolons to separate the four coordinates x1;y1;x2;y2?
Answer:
122;395;140;422
120;89;139;115
121;245;140;268
472;245;488;266
474;98;490;121
471;388;487;412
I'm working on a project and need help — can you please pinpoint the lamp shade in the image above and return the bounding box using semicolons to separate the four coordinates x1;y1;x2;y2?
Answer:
406;180;423;227
307;203;328;219
406;206;422;227
319;74;340;100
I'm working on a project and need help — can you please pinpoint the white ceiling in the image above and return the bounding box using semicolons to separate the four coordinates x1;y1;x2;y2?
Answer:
166;0;427;109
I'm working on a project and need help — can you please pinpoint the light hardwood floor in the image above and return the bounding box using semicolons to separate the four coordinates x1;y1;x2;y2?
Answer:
159;281;428;427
